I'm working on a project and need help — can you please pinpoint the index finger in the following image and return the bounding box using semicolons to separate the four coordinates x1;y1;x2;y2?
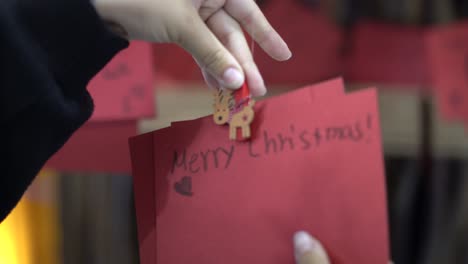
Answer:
224;0;292;61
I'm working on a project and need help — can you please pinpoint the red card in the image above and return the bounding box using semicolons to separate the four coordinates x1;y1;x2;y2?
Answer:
89;41;155;121
132;77;341;264
46;121;137;173
130;79;389;264
170;78;345;129
46;42;155;173
426;22;468;121
152;44;202;83
345;22;430;87
130;131;159;264
254;0;343;85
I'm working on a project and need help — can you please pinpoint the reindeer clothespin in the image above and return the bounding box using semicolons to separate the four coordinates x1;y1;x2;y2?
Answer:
213;82;255;141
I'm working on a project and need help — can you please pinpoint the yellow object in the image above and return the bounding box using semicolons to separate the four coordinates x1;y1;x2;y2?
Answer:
0;196;33;264
0;170;60;264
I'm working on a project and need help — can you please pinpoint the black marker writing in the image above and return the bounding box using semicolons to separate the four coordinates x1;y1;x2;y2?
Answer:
299;130;311;150
248;141;260;158
325;123;363;142
313;128;322;146
189;153;200;173
264;130;277;154
101;63;130;80
172;145;235;175
172;149;187;173
171;116;373;175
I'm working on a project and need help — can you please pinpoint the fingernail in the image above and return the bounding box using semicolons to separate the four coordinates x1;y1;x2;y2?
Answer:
222;68;244;88
251;82;267;97
255;87;267;97
293;231;315;261
283;45;292;60
276;41;292;61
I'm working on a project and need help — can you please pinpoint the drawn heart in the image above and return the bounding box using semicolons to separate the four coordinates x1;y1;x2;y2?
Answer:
174;176;193;197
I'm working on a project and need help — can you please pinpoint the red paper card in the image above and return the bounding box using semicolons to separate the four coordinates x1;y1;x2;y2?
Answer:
254;0;343;85
131;77;345;264
170;78;345;129
129;131;159;264
130;79;389;264
426;22;468;121
47;121;137;173
89;41;155;121
345;22;430;87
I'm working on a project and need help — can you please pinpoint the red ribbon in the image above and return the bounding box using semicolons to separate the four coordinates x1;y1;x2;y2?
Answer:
234;82;250;102
226;82;251;124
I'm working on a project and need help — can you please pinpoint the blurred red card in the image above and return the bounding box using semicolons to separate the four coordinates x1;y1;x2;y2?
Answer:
89;41;155;121
426;22;468;121
45;42;154;173
255;0;343;85
130;78;389;264
152;44;202;83
346;22;430;87
47;121;137;173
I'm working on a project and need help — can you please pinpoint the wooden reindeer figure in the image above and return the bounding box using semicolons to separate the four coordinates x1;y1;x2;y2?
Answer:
213;89;256;141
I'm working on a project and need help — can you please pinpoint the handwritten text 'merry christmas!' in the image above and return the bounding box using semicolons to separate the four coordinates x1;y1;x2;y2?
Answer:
171;117;373;175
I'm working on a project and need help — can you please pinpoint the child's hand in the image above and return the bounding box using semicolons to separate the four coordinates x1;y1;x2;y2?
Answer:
92;0;292;96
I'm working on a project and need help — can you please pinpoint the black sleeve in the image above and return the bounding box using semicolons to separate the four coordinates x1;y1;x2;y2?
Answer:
0;0;129;221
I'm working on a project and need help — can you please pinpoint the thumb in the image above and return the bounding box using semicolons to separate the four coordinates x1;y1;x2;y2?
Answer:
176;12;244;90
294;231;331;264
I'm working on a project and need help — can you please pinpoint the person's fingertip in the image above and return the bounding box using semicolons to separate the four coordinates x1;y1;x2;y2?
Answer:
221;67;244;89
279;42;292;61
250;81;266;97
294;231;316;260
264;34;292;61
293;231;330;264
251;88;266;97
243;62;266;97
276;44;292;61
285;48;293;60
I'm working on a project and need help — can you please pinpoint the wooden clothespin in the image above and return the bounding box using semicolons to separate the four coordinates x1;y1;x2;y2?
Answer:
212;82;256;141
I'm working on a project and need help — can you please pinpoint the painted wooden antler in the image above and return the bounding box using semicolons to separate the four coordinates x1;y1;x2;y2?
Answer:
212;87;255;141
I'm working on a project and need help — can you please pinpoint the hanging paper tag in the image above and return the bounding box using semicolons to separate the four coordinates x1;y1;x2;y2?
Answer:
128;78;389;264
427;22;468;122
88;41;155;121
